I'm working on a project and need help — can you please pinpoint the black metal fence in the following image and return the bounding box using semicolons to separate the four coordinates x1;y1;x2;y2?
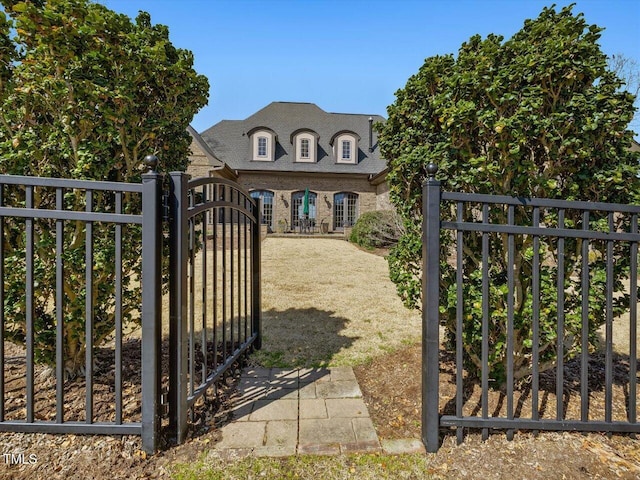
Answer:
0;168;162;452
422;163;640;452
0;160;261;453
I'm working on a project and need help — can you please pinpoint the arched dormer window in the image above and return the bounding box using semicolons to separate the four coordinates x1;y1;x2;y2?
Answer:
290;129;319;163
330;130;360;164
248;127;277;161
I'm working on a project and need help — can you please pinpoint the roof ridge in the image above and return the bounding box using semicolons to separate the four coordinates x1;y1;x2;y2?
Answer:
328;111;384;117
273;101;316;105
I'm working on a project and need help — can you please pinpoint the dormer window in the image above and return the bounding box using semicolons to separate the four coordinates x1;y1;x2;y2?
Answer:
249;127;276;161
291;129;319;163
331;131;360;164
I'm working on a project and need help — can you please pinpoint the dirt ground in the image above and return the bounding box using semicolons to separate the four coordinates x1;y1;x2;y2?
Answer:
0;238;639;479
354;342;640;480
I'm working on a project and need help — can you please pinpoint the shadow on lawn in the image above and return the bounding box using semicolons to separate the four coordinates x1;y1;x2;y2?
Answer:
251;307;359;368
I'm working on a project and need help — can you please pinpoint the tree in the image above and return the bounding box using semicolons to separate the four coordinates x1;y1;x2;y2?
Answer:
377;5;640;386
0;0;209;374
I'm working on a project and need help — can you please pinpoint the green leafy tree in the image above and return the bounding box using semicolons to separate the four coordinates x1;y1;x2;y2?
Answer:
377;5;640;386
0;0;208;374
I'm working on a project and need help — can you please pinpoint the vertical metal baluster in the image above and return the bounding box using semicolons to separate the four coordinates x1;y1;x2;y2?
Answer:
629;213;638;432
556;209;565;421
605;212;614;423
201;186;208;386
532;207;540;432
456;201;464;445
222;186;227;364
507;204;515;441
237;194;242;346
189;193;195;400
580;210;590;423
244;204;249;343
212;188;218;371
251;197;262;349
481;203;489;441
230;189;235;354
56;188;65;423
26;185;35;423
115;191;123;424
85;189;94;424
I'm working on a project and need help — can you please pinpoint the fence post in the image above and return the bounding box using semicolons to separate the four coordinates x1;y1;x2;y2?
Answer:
141;156;163;454
168;171;189;445
251;197;262;350
422;162;441;453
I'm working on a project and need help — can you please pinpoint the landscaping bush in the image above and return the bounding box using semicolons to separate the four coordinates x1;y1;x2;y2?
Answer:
0;0;208;374
349;210;402;249
377;5;640;387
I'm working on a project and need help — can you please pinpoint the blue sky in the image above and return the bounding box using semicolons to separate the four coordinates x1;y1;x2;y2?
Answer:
97;0;640;133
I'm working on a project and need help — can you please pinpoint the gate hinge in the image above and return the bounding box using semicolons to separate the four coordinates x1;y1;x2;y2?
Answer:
161;191;170;222
160;387;169;416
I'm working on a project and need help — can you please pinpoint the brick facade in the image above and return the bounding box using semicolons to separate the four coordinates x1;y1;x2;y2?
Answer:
237;171;377;233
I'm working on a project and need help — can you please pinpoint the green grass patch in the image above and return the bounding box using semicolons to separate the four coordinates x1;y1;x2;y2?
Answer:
250;350;289;368
171;452;433;480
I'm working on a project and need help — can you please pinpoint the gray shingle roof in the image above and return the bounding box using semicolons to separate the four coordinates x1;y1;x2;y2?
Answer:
199;102;386;175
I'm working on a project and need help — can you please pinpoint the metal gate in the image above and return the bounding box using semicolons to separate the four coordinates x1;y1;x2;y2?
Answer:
0;159;262;453
167;172;261;445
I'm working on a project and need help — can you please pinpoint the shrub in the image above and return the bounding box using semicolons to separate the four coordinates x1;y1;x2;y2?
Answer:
0;0;208;374
376;5;640;387
349;210;402;249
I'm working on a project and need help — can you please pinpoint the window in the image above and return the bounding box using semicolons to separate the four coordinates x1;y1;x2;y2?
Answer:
291;190;317;229
257;137;268;157
341;140;352;161
334;192;358;230
250;190;275;230
300;139;310;159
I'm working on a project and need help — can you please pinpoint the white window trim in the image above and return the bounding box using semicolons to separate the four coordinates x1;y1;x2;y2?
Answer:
252;129;275;161
335;133;358;164
294;132;316;163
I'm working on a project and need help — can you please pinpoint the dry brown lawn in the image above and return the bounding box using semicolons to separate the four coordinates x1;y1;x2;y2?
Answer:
251;237;421;367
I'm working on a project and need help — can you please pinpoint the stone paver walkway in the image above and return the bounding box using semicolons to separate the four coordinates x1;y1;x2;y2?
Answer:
210;366;391;457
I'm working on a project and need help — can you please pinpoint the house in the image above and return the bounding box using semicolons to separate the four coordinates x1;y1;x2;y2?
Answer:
187;102;390;233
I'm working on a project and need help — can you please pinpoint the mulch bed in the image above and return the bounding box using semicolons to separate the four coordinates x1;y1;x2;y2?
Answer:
0;339;241;480
354;342;640;479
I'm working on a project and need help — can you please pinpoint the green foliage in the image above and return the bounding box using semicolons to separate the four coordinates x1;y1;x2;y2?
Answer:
349;210;401;249
0;0;209;373
377;5;640;386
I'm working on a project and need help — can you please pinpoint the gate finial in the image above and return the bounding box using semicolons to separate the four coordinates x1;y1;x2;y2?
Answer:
144;155;159;173
426;162;438;181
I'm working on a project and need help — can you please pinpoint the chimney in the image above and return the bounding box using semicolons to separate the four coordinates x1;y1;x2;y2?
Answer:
368;117;373;152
